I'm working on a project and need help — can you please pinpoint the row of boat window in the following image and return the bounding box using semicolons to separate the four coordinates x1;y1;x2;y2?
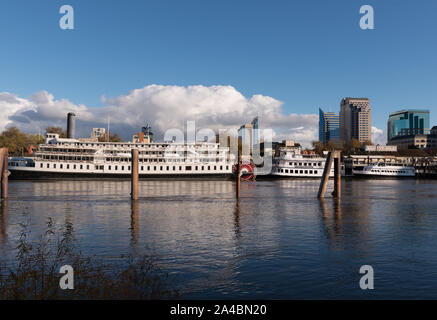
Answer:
52;144;218;149
278;169;319;174
40;163;229;171
40;156;225;162
41;149;222;155
369;169;409;173
277;162;323;167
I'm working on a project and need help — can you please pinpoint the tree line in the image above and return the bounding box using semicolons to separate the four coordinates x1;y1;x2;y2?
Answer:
312;139;373;155
0;126;122;156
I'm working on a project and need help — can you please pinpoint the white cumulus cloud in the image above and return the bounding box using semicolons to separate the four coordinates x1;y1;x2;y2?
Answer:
1;85;320;147
371;126;386;145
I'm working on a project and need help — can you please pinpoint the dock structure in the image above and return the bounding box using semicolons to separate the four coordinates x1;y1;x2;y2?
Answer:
0;148;8;200
318;151;341;199
131;149;139;200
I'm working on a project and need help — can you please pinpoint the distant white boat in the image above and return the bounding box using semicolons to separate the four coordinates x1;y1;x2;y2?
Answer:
353;163;415;177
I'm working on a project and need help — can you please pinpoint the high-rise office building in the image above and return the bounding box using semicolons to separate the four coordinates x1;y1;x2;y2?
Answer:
238;117;259;156
387;109;430;142
319;108;340;145
340;97;372;144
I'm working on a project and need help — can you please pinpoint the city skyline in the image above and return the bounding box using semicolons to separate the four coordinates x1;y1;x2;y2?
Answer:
1;0;437;147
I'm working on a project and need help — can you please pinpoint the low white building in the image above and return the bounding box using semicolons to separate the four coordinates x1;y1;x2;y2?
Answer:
363;145;397;152
91;128;106;139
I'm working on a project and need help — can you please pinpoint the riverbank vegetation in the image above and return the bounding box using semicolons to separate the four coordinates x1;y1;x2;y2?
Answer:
0;127;43;156
0;127;123;156
0;218;178;299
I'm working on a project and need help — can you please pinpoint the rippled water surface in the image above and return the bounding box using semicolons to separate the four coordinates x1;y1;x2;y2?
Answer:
1;179;437;299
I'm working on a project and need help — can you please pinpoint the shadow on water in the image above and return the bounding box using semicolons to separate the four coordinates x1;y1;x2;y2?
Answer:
0;200;7;244
130;200;139;249
319;197;342;242
234;199;241;241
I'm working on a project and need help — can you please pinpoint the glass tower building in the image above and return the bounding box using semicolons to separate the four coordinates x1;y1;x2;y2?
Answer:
387;109;430;141
319;108;340;145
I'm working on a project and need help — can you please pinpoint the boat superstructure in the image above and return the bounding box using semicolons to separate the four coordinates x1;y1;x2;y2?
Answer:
271;146;334;178
353;162;415;177
8;133;234;180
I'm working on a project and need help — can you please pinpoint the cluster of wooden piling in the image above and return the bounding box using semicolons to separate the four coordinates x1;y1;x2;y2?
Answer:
0;146;343;202
0;148;8;200
318;150;341;199
129;148;339;200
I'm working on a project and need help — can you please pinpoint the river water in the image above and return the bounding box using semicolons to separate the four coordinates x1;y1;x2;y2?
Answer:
1;178;437;299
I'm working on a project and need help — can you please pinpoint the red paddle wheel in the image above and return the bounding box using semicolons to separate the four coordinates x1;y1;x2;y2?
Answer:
233;160;256;181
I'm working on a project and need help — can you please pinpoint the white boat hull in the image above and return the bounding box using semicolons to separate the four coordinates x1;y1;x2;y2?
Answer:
353;164;415;177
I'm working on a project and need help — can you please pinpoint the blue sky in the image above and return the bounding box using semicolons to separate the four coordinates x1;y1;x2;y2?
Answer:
1;0;436;143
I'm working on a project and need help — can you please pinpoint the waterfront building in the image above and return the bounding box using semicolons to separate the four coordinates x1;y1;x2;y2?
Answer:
387;109;430;142
362;145;398;152
340;97;372;144
319;108;340;145
387;125;437;150
91;128;106;139
388;134;429;149
430;126;437;148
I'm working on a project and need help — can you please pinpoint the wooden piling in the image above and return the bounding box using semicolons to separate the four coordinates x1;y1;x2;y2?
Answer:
0;149;4;182
317;151;334;199
131;149;139;200
1;148;8;200
236;149;241;199
332;152;341;198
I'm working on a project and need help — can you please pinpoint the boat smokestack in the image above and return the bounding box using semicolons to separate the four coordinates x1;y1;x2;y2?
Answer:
67;112;76;139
